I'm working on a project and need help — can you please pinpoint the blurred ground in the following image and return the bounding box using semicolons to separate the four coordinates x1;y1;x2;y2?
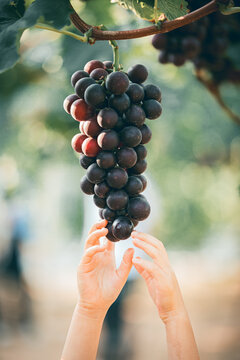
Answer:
0;246;239;360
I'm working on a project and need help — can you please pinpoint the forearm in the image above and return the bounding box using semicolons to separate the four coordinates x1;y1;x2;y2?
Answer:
61;304;106;360
165;311;200;360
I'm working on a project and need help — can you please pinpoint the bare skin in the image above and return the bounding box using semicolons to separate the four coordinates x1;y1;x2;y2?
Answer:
62;222;199;360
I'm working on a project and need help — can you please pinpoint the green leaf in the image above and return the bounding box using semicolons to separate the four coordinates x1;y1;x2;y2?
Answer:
112;0;188;21
0;0;73;73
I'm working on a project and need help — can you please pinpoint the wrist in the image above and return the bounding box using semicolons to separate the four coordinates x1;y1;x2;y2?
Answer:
162;308;189;327
75;302;108;321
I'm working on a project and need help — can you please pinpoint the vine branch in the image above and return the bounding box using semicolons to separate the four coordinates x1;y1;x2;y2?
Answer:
69;0;220;41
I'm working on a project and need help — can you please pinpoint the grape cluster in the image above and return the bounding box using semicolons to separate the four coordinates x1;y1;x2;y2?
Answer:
152;0;240;85
63;60;162;241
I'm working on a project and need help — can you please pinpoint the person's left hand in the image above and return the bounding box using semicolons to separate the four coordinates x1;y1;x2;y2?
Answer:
77;220;134;317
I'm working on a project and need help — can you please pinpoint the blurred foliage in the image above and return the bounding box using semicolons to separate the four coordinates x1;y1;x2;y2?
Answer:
0;0;239;248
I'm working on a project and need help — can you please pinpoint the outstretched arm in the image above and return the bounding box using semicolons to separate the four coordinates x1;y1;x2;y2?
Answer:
62;220;134;360
132;231;199;360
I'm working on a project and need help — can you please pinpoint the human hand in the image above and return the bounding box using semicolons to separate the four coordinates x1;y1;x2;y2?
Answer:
132;231;186;324
77;220;134;318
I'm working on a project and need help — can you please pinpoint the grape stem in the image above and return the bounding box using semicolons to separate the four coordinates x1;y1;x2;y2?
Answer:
69;0;220;41
110;40;120;72
34;24;90;43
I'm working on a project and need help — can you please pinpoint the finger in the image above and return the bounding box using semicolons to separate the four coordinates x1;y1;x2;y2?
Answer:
133;262;152;282
105;238;115;251
85;228;108;249
88;220;108;235
132;257;157;277
82;244;107;264
132;238;162;262
132;231;168;261
116;248;134;283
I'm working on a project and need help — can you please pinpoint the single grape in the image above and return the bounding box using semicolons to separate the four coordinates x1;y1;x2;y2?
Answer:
96;151;116;169
82;138;101;157
75;77;96;98
102;207;116;222
134;144;147;160
144;84;162;102
125;105;146;127
158;51;170;64
99;209;104;219
80;176;95;195
71;133;88;153
114;117;125;132
120;126;142;147
137;174;147;191
106;222;119;242
128;195;151;221
63;94;79;114
172;54;186;67
125;176;143;196
143;99;162;119
93;195;106;208
94;181;110;198
86;163;106;184
84;84;106;108
112;217;134;240
97;108;118;129
103;61;113;70
71;99;95;121
106;71;129;95
126;83;144;103
127;64;148;84
106;190;128;211
79;154;96;169
79;121;86;134
152;34;167;50
108;94;130;114
84;60;105;74
129;159;147;175
83;117;102;138
130;218;139;227
97;129;119;150
90;68;108;80
139;124;152;144
71;70;89;87
106;167;128;189
116;147;137;169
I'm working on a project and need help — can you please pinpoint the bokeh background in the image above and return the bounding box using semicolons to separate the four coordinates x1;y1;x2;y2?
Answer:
0;1;240;359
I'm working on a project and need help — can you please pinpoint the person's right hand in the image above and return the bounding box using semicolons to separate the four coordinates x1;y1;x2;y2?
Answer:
132;231;187;324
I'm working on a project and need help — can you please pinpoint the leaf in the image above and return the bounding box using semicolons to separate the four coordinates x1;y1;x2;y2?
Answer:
0;0;73;73
112;0;188;21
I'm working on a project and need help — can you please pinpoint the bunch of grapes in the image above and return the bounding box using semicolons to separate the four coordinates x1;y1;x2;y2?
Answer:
151;0;240;85
63;60;162;241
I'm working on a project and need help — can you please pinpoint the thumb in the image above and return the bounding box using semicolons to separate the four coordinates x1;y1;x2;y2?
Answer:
116;248;134;285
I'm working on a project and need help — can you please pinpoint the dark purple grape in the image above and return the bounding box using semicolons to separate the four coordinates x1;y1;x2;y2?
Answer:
90;68;108;80
84;84;106;107
114;117;125;131
116;147;137;169
106;190;129;211
94;181;110;198
130;218;139;227
79;154;96;169
103;61;113;70
125;105;146;127
86;163;106;184
137;175;147;191
63;94;79;114
126;83;144;103
80;176;95;195
172;54;186;67
99;209;104;219
97;108;118;129
143;100;162;120
125;176;143;196
116;209;127;217
134;145;147;160
144;84;162;102
106;71;129;95
106;167;128;189
158;51;170;64
93;195;106;208
140;124;152;144
106;223;119;242
120;126;142;147
102;207;116;222
75;77;96;98
182;36;201;59
97;130;119;150
108;94;130;114
112;217;134;240
71;70;89;87
152;34;167;50
129;159;147;175
128;195;151;221
127;64;148;84
96;151;116;169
